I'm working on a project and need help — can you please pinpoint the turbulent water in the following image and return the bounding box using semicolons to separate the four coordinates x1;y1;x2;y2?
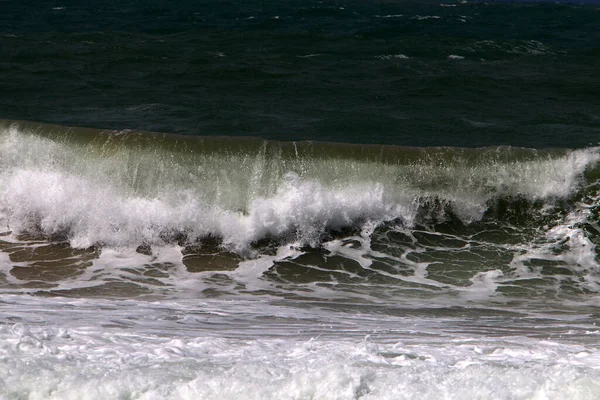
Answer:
1;0;600;399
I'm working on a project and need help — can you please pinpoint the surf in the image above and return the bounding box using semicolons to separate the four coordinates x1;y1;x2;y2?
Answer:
1;119;598;252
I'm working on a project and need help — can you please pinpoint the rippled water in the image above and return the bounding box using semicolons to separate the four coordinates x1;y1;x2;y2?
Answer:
2;0;600;398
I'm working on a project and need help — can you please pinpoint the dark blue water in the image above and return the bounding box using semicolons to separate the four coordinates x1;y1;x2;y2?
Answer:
1;0;599;147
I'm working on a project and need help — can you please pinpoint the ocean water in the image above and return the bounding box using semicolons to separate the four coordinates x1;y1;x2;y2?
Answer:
1;0;600;398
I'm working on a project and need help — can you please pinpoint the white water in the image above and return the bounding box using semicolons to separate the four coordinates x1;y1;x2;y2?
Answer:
0;123;598;253
2;295;600;400
2;123;600;399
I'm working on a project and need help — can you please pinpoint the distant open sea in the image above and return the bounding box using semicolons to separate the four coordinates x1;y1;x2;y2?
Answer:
1;1;600;398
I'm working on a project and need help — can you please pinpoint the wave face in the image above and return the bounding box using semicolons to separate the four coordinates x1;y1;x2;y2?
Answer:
1;120;597;247
1;120;600;301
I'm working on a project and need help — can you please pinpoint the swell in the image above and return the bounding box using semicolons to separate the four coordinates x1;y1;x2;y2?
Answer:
0;119;598;253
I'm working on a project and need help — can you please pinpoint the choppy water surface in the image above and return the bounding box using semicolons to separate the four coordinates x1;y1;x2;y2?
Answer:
1;0;600;397
0;120;600;398
1;0;599;147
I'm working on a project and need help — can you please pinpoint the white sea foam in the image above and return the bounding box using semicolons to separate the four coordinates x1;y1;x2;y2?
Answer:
508;204;600;294
376;54;409;60
0;167;402;252
1;296;600;400
412;15;442;20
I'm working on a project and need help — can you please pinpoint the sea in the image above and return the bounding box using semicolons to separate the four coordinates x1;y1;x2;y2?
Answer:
1;0;600;398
